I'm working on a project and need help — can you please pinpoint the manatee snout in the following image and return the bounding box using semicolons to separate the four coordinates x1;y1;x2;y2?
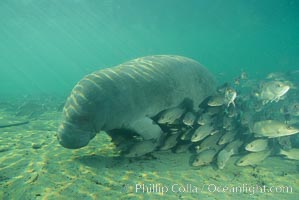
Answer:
57;121;96;149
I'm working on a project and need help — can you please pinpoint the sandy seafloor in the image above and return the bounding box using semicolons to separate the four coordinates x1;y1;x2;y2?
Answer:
0;108;298;200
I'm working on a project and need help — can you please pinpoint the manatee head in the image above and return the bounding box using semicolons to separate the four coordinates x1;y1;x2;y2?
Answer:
57;121;96;149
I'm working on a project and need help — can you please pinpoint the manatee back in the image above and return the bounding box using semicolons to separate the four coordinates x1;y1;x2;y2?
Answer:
62;55;215;130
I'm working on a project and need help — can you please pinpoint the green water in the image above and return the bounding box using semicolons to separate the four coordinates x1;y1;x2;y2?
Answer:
1;1;299;199
0;0;298;96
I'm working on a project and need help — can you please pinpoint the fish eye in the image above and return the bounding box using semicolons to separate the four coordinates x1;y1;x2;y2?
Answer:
195;158;199;162
239;160;244;163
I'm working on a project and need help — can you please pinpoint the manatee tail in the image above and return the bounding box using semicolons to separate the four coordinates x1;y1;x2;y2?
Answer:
0;121;29;128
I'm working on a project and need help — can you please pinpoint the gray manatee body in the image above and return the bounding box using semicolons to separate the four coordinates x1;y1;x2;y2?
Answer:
57;55;216;149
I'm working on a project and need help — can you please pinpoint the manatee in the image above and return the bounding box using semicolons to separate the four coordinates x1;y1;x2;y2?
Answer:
57;55;216;150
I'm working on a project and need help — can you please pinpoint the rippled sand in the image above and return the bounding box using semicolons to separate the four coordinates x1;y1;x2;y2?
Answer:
0;110;298;200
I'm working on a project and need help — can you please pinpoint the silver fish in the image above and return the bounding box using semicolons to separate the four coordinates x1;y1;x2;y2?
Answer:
216;139;243;169
225;139;243;153
182;112;196;126
236;150;271;167
218;130;237;145
266;72;285;80
195;133;223;153
258;81;290;104
197;113;213;125
285;102;299;116
253;120;299;138
191;124;218;142
208;95;225;107
206;107;223;116
245;139;269;152
224;87;237;107
222;116;236;130
240;72;248;80
159;134;179;151
226;105;238;118
157;107;186;124
180;128;194;141
125;139;157;157
240;111;252;126
280;148;299;160
217;148;234;169
277;136;292;150
191;148;219;167
174;143;192;153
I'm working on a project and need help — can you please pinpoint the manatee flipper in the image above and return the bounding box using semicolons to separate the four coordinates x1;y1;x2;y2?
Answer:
106;129;138;152
124;139;157;157
119;117;164;157
128;117;163;141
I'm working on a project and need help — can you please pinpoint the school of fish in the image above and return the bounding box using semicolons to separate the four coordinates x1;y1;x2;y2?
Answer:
113;70;299;169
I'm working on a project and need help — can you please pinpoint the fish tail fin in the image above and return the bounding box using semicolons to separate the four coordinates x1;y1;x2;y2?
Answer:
279;148;287;156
